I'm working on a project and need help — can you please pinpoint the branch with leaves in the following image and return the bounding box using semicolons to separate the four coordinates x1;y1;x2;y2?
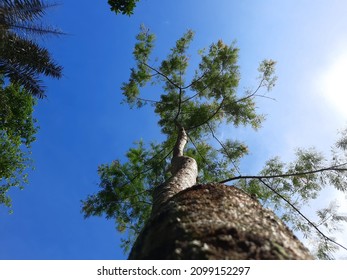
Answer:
83;26;347;258
219;144;347;258
107;0;141;15
0;78;38;211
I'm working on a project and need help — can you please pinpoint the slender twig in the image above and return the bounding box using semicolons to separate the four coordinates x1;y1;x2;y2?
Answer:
187;98;225;131
118;146;174;189
207;123;242;176
231;72;277;107
181;92;200;103
186;73;276;131
316;213;334;228
142;62;181;90
135;97;163;105
186;132;215;174
238;77;265;102
182;66;226;104
182;70;208;90
252;94;277;101
219;163;347;184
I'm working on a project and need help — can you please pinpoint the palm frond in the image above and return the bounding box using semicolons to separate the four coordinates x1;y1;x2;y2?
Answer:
0;62;45;97
0;0;63;97
0;0;59;22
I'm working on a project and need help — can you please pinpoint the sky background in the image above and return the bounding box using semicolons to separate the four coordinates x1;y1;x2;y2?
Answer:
1;0;347;260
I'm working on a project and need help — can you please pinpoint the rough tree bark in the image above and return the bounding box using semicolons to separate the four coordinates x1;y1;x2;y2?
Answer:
128;126;313;259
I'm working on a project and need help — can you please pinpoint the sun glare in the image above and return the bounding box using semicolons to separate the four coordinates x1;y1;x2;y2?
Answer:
320;53;347;117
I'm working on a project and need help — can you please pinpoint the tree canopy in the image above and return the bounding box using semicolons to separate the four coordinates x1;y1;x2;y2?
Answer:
82;26;347;258
0;0;63;97
0;77;38;210
0;0;63;211
106;0;140;15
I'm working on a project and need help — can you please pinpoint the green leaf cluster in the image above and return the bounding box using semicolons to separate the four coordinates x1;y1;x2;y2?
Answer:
0;78;38;210
236;143;347;258
312;201;347;259
238;149;326;208
107;0;140;15
121;25;155;107
82;140;172;252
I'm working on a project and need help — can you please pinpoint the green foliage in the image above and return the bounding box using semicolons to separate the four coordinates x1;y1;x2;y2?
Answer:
310;201;347;259
185;141;235;183
82;140;171;252
0;78;38;210
236;143;347;258
329;128;347;192
220;139;248;161
121;25;155;107
257;59;277;91
0;0;63;97
239;149;326;211
316;201;347;233
83;26;277;252
107;0;140;15
84;25;347;258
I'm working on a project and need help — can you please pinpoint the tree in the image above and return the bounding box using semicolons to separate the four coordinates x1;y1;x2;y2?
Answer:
0;0;63;98
0;0;63;211
0;77;38;210
82;26;347;259
106;0;140;15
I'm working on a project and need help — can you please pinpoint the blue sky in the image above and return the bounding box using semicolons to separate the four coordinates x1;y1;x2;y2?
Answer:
1;0;347;259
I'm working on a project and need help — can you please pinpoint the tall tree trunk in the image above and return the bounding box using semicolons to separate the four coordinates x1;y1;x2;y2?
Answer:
128;126;313;259
151;124;198;214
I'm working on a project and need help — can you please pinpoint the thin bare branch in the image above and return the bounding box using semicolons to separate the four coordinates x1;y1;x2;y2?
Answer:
135;97;163;105
186;132;215;175
142;62;181;90
207;123;241;176
258;178;347;252
233;76;267;105
252;94;277;101
219;163;347;184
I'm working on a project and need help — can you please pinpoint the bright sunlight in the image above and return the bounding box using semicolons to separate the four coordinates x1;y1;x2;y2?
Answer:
320;52;347;117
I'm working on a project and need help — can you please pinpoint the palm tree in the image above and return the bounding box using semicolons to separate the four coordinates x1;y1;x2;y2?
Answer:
0;0;63;98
